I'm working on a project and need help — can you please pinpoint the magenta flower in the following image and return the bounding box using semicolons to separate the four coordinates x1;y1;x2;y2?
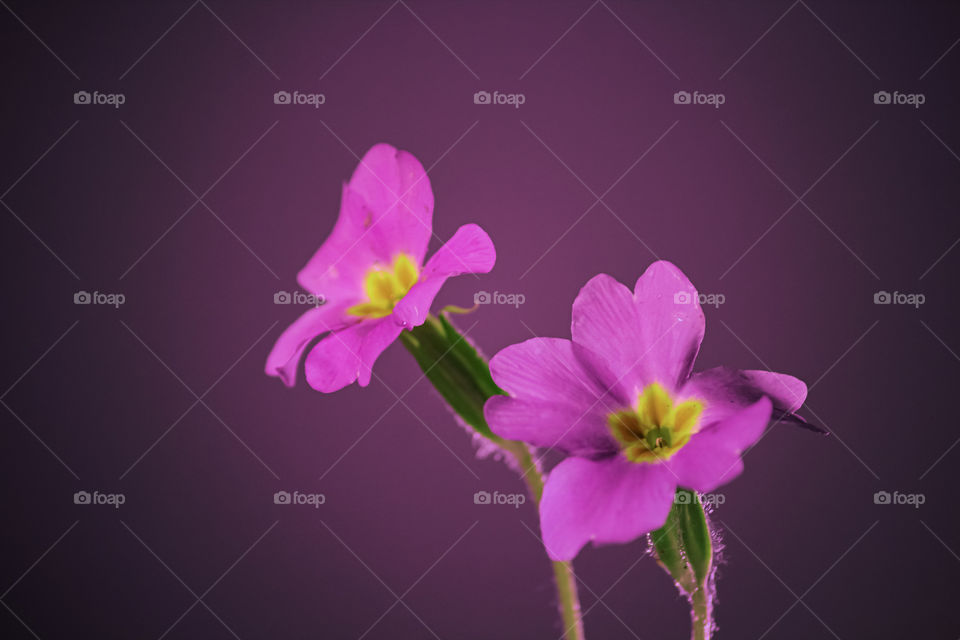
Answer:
484;261;808;560
266;144;496;392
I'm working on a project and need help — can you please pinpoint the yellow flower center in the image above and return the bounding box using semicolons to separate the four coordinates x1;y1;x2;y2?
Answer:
347;253;419;318
607;383;705;463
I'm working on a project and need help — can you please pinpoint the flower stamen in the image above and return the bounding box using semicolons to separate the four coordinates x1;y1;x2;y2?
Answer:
347;253;419;318
607;382;704;463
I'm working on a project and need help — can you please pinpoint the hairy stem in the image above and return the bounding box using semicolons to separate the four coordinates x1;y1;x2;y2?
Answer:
553;557;585;640
651;489;715;640
690;586;711;640
503;440;584;640
401;315;585;640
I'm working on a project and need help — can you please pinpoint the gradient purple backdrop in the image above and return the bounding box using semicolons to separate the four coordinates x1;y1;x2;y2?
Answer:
2;1;959;638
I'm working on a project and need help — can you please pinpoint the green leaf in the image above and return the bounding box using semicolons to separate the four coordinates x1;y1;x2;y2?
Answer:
676;489;712;586
651;488;713;594
399;314;505;439
651;506;696;593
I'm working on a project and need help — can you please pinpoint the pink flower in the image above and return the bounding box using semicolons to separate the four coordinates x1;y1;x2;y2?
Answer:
266;144;495;392
484;261;808;560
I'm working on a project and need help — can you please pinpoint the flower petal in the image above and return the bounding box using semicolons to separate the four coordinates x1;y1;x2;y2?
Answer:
485;338;620;456
304;317;403;392
392;224;496;327
571;262;704;397
342;143;434;264
665;396;772;493
485;398;617;458
540;456;676;560
682;366;807;427
265;304;352;387
295;185;373;302
297;144;434;303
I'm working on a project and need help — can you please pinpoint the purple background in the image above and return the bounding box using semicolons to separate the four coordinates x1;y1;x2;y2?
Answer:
2;1;959;638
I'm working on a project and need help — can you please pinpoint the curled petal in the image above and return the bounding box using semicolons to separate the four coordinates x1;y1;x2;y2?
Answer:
298;144;434;304
304;317;403;392
265;304;352;387
296;185;379;305
392;224;496;328
682;366;814;430
344;144;434;264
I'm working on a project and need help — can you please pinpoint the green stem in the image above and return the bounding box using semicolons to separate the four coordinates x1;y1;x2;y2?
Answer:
499;440;544;501
503;440;584;640
552;557;585;640
651;489;714;640
690;586;711;640
401;314;585;640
